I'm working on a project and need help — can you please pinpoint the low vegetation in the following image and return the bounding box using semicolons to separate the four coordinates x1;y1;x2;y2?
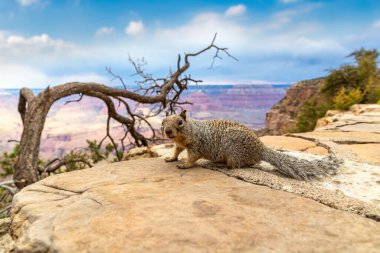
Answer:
295;99;329;133
295;48;380;132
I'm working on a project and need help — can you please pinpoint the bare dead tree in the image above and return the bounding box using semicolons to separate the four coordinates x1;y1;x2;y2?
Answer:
14;34;236;189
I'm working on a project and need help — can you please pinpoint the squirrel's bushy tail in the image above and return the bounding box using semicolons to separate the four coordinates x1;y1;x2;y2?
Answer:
261;146;341;180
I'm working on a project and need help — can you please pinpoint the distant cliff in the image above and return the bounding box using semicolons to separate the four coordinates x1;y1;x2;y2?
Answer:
265;78;325;135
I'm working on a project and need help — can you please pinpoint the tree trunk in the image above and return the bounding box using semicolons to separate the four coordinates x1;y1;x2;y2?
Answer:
14;92;52;189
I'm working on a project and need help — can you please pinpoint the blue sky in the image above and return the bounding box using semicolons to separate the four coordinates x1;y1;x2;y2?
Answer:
0;0;379;88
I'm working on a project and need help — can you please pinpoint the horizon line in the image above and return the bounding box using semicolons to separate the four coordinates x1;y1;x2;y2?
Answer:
0;82;293;90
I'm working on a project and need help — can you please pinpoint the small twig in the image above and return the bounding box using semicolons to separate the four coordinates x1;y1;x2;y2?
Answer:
0;205;12;215
0;180;15;186
0;184;17;195
65;93;84;105
106;66;128;89
7;139;20;143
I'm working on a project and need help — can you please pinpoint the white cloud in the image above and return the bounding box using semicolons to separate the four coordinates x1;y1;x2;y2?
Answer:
267;10;293;29
372;20;380;29
0;32;77;64
299;37;342;51
1;32;69;50
95;26;114;37
16;0;39;6
0;64;46;88
155;12;247;51
0;63;109;88
125;21;144;36
154;8;344;56
266;4;321;29
344;20;380;44
224;4;246;17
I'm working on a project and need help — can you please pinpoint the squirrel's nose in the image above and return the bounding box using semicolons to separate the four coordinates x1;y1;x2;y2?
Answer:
165;129;173;135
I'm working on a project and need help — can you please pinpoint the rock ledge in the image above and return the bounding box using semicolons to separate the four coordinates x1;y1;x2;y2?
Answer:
11;159;380;253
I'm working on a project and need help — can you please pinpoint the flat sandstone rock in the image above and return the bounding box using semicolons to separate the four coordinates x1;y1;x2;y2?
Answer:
11;159;380;253
260;135;329;155
292;131;380;143
341;143;380;165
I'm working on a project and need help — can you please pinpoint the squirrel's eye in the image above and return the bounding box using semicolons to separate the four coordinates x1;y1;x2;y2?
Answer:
178;120;183;126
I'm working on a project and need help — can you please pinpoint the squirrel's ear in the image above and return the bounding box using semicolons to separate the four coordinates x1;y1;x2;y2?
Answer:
180;109;187;121
165;111;170;117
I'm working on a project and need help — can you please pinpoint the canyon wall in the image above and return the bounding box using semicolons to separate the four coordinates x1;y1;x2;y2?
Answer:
265;78;325;135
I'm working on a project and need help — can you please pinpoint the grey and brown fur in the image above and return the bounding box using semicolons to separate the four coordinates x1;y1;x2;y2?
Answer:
162;110;340;180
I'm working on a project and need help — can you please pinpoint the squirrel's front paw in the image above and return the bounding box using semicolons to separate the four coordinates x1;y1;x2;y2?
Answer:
165;157;178;162
177;164;190;169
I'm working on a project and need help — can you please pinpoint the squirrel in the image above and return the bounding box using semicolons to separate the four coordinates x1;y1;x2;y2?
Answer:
162;110;340;180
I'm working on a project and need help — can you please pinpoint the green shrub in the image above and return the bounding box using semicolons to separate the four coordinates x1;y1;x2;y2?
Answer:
322;65;361;98
333;87;363;110
0;144;20;176
61;151;91;172
86;140;123;163
295;100;330;132
322;48;380;106
365;75;380;103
